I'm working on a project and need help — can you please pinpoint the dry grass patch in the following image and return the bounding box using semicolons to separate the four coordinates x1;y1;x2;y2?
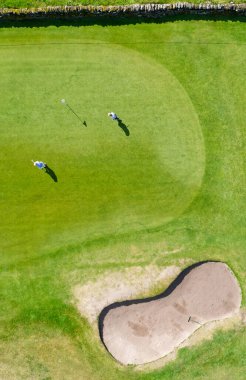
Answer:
73;265;180;325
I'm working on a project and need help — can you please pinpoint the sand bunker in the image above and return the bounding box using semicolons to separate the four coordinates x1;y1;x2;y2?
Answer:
100;262;241;365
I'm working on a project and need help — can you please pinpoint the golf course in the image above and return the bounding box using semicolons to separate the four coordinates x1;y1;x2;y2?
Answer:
0;14;245;380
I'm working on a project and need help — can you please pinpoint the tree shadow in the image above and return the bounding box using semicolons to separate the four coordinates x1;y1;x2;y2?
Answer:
117;118;130;136
0;14;245;29
45;165;58;182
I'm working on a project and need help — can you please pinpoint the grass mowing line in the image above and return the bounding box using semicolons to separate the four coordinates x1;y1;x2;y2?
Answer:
0;41;246;46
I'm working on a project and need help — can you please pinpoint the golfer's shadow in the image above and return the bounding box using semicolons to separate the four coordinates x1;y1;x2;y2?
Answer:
117;119;130;136
45;165;58;183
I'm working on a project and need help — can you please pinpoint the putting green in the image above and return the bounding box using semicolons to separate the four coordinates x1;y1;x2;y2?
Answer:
0;41;204;263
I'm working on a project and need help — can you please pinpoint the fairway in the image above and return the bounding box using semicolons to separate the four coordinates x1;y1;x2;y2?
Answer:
0;18;245;380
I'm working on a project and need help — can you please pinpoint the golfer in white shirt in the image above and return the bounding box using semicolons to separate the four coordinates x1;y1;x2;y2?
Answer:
32;160;46;170
108;112;119;121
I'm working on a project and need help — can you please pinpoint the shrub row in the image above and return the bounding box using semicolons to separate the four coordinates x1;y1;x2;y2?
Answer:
0;3;245;20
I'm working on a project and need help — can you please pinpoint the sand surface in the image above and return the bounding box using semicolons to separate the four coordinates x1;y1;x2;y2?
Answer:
101;262;241;365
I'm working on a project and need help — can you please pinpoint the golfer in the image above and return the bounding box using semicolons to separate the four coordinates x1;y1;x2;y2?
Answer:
32;160;47;170
108;112;119;121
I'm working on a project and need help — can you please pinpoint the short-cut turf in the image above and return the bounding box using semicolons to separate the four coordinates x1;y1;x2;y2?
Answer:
0;35;205;266
0;19;245;380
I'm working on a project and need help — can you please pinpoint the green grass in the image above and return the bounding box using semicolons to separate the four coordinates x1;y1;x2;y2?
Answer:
0;18;245;379
0;0;244;10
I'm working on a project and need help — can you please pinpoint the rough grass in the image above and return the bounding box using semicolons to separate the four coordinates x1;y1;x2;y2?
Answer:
0;0;244;10
0;19;245;380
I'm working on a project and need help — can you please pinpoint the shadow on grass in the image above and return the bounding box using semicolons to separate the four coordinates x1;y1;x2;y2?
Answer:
98;260;220;348
117;118;130;136
45;165;58;183
0;13;245;30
